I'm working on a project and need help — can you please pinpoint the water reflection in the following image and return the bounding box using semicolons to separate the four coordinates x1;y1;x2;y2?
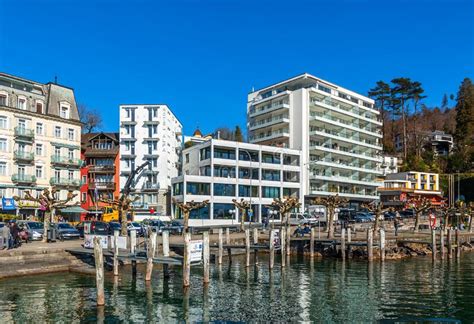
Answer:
0;254;473;322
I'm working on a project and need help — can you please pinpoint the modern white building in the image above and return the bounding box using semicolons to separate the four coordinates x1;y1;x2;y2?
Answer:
171;138;303;226
380;156;399;176
119;104;182;217
247;73;383;207
0;72;82;219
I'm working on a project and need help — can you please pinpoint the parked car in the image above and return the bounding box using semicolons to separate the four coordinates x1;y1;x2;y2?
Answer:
289;213;318;226
165;221;184;235
17;221;44;240
0;222;4;229
76;221;109;237
142;219;167;233
354;212;373;223
52;223;81;240
384;211;397;221
108;222;122;235
127;222;144;236
400;209;416;218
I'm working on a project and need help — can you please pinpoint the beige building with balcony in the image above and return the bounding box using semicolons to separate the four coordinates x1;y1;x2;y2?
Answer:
0;72;82;218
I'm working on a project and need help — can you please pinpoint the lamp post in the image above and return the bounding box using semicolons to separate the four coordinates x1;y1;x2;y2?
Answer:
268;210;278;230
229;208;236;227
240;149;253;225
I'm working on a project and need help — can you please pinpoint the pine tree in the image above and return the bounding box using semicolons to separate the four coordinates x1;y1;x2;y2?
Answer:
234;126;244;142
368;81;391;149
391;78;413;159
454;78;474;150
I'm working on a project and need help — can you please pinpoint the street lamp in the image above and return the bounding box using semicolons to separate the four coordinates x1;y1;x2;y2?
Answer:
229;208;236;227
240;149;253;225
268;210;278;229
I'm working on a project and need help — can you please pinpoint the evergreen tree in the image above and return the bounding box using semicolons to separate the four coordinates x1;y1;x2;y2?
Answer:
234;126;244;142
391;78;413;159
454;78;474;150
368;81;391;149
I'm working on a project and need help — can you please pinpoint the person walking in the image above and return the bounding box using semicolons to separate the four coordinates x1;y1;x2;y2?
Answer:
10;222;20;248
2;223;11;250
394;217;400;237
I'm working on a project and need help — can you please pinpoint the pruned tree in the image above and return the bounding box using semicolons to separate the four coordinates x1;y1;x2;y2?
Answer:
407;196;432;232
172;199;209;233
100;196;139;235
14;188;79;242
312;195;348;238
78;103;103;133
270;197;301;227
232;198;251;231
361;201;392;234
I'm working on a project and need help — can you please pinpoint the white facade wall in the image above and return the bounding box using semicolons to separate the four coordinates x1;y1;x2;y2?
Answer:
247;73;383;205
171;139;303;226
119;104;182;216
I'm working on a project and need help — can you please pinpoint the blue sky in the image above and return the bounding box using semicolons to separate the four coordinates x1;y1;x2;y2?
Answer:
0;0;472;135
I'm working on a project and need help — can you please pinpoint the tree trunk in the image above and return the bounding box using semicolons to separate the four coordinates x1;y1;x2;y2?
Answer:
43;210;51;243
373;211;381;235
240;209;245;232
119;208;127;236
402;102;408;160
444;213;449;233
183;211;190;234
414;211;421;233
469;214;473;233
327;209;334;239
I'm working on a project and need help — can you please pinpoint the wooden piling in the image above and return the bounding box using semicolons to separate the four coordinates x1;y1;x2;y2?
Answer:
253;227;259;245
227;247;232;264
286;225;291;256
226;228;230;245
130;229;137;276
456;229;461;259
448;229;453;259
379;228;385;262
431;229;437;261
367;228;373;262
203;231;210;284
245;229;251;267
162;230;170;279
440;228;445;259
347;227;351;243
183;232;191;287
218;228;223;265
341;228;346;260
146;231;157;281
280;228;286;267
93;237;105;306
269;229;275;269
310;227;315;258
113;230;119;276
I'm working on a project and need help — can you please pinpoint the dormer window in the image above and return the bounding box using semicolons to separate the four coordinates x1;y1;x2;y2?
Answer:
17;97;27;110
59;103;70;119
36;101;44;114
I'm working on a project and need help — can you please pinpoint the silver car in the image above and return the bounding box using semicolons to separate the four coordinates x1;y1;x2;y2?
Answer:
17;221;44;240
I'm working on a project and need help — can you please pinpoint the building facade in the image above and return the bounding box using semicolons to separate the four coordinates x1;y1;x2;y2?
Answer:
379;171;443;207
0;72;82;218
380;156;399;176
171;138;303;226
247;73;383;207
80;132;120;220
119;104;182;218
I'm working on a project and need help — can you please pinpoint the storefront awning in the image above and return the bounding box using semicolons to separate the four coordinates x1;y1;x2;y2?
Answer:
59;206;88;214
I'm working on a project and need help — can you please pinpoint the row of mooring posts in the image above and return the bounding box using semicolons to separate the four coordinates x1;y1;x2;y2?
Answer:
431;228;462;261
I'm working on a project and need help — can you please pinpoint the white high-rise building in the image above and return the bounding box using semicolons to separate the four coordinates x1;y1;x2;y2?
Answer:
247;73;383;207
119;104;182;218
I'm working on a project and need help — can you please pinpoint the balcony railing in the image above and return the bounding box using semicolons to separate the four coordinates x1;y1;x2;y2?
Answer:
50;177;82;187
248;101;290;117
142;182;160;191
88;181;115;190
51;155;83;167
14;151;34;162
249;129;290;142
12;174;36;184
249;115;290;130
14;127;35;140
88;165;115;173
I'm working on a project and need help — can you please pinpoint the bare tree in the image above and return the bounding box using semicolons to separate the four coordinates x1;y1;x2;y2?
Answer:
78;103;103;133
172;199;209;233
312;195;348;238
407;196;432;233
361;201;392;235
232;198;251;231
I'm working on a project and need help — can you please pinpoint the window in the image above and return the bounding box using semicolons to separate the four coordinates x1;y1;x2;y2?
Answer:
153;107;158;118
36;123;43;135
152;125;158;134
214;147;236;160
262;152;281;164
0;162;6;176
35;166;43;179
81;192;87;203
17;97;27;110
239;168;259;180
18;119;26;130
68;170;74;180
262;186;280;198
0;94;7;106
54;126;61;138
68;128;75;141
213;203;235;219
54;170;61;180
238;185;259;197
36;102;43;114
36;144;43;156
186;182;210;195
213;183;235;196
68;149;74;159
262;169;281;181
0;188;6;197
213;165;236;178
82;175;87;183
189;205;210;219
200;147;211;160
0;139;6;152
60;105;70;119
283;188;299;198
173;182;183;195
54;146;61;156
238;150;259;162
185;154;189;163
125;108;130;118
0;116;7;129
152;158;158;168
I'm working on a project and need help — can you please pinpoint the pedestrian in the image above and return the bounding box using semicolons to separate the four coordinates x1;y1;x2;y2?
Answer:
10;222;20;248
1;223;10;249
394;217;400;237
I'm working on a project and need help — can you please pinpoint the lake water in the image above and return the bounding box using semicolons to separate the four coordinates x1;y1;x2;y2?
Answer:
0;253;473;323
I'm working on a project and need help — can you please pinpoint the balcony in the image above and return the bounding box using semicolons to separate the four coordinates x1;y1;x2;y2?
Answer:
51;155;83;168
50;177;82;188
309;128;382;150
310;112;382;138
142;182;160;191
88;165;115;173
88;181;115;191
14;127;35;142
14;151;34;163
248;101;290;118
309;144;382;162
249;129;290;143
248;115;290;131
84;148;118;157
12;174;36;184
309;173;381;187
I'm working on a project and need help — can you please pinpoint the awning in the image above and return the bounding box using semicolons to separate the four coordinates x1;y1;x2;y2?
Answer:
59;206;88;214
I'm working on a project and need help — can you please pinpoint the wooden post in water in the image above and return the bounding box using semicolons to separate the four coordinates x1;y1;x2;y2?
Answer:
448;229;453;259
130;229;137;276
280;228;286;267
379;228;385;262
310;227;315;258
203;231;210;284
162;230;170;279
431;229;437;261
183;232;191;287
286;225;291;256
347;227;351;243
93;237;105;306
146;231;157;281
113;230;119;276
253;227;259;244
456;229;461;259
269;229;275;269
245;229;251;267
218;228;223;265
341;228;346;260
225;228;230;245
440;228;445;260
367;228;373;262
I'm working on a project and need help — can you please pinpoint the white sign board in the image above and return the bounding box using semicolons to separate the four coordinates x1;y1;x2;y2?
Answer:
84;223;91;235
189;240;203;262
84;235;128;249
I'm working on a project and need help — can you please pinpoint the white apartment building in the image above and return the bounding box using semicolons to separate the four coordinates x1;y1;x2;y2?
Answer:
0;72;82;218
119;104;182;217
380;156;399;176
171;138;303;226
247;73;383;207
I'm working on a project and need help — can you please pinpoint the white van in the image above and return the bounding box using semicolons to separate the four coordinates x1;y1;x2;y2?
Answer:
289;213;319;226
